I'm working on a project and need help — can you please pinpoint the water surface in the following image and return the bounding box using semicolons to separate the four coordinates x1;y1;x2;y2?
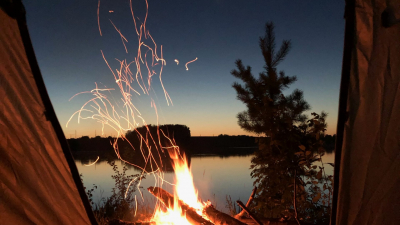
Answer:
76;153;334;213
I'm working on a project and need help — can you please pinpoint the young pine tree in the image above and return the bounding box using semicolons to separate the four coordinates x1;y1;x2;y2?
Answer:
231;22;311;219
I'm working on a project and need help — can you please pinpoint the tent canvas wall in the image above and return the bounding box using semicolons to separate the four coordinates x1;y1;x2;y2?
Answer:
0;1;97;224
332;0;400;225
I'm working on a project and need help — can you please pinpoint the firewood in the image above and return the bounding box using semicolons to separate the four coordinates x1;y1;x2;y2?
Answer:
235;186;257;219
203;203;247;225
147;186;213;225
236;200;262;225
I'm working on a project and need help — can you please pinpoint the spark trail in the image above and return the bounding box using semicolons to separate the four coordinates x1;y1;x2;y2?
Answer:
69;1;203;224
185;57;198;70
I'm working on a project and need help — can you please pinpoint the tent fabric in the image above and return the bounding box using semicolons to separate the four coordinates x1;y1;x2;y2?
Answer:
0;3;94;225
335;0;400;224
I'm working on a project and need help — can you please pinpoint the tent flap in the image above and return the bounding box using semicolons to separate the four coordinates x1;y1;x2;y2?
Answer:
0;2;96;224
335;0;400;225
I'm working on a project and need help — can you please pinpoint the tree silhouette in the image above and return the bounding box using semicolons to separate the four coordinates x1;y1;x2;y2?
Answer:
231;22;331;223
232;23;310;137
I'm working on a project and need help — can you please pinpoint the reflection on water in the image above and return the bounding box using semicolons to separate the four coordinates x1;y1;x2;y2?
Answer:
75;152;334;213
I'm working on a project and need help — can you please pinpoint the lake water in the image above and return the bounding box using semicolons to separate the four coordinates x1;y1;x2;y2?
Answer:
75;153;334;213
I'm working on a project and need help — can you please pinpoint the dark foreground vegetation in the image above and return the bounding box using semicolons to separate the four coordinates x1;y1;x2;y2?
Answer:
81;161;152;225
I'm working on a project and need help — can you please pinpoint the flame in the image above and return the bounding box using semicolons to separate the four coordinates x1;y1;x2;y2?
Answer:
152;199;192;225
171;152;202;211
150;147;206;224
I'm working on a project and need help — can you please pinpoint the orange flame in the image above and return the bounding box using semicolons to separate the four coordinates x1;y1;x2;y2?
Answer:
169;151;202;211
150;148;206;224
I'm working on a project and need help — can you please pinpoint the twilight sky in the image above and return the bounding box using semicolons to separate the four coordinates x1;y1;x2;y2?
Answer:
23;0;344;137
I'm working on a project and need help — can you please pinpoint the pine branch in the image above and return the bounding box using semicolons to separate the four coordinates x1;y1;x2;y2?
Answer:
272;40;291;67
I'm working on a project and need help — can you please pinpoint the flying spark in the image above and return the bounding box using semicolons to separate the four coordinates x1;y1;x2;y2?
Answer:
185;57;198;70
84;156;100;166
97;0;102;36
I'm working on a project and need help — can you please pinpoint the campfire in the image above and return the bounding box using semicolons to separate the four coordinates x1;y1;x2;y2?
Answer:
109;145;260;225
145;148;255;225
69;1;263;224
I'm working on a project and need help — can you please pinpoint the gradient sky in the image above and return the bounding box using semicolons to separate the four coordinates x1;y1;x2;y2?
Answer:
23;0;344;137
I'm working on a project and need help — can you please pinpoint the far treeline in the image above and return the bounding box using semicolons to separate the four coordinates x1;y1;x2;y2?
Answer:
67;124;336;156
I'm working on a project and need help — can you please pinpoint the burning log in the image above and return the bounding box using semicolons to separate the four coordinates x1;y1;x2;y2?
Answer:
203;203;247;225
148;186;249;225
147;186;213;225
